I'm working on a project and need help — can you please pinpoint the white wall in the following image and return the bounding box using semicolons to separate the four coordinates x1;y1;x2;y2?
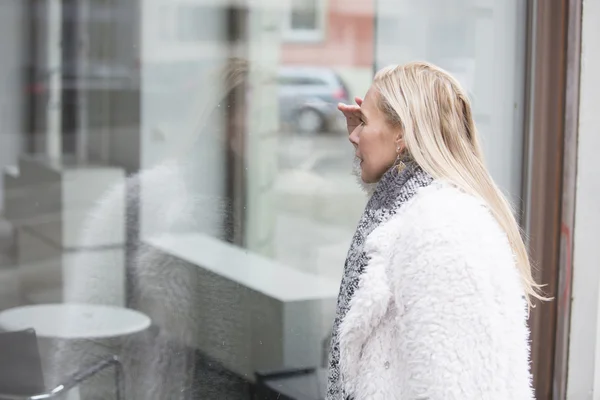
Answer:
567;0;600;398
0;0;25;211
244;4;283;257
139;0;229;239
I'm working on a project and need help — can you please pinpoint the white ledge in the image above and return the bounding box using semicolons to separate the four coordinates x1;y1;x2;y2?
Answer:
144;232;340;303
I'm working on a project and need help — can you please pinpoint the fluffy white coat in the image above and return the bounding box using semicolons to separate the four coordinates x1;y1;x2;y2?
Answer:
338;180;534;399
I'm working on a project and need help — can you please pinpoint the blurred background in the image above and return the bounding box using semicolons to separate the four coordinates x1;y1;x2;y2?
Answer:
0;0;597;399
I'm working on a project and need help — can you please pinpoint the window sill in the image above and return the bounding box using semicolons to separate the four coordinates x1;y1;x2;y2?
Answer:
144;232;339;302
282;30;325;44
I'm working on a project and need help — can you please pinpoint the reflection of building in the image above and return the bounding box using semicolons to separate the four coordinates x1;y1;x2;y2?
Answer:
281;0;375;99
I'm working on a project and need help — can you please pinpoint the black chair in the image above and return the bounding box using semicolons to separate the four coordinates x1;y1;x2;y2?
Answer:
0;329;124;400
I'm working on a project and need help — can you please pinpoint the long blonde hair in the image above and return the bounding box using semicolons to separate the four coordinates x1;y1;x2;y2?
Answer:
374;61;544;306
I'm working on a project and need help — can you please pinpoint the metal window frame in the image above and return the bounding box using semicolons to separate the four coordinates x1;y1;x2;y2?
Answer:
224;5;249;246
522;0;582;398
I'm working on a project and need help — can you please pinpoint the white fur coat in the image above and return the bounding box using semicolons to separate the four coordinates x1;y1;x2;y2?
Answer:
338;181;534;399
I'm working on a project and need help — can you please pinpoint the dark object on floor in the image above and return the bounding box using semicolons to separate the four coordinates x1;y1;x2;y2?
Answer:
0;328;45;396
254;367;327;400
0;328;124;399
188;348;252;399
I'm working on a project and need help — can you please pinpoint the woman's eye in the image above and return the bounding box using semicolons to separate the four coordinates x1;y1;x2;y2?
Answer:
360;120;365;126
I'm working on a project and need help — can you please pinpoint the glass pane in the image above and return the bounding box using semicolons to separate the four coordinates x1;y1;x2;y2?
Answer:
0;0;529;398
291;0;318;30
375;0;528;205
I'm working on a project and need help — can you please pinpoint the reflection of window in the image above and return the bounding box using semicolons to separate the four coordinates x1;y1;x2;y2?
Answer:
284;0;325;42
291;0;318;30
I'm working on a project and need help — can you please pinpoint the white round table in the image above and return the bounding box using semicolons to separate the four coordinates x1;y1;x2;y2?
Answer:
0;304;151;399
0;304;151;339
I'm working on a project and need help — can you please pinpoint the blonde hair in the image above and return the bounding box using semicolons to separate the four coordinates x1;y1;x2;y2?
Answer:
374;61;544;306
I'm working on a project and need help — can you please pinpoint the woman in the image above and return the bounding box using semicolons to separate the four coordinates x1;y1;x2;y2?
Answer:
326;61;543;400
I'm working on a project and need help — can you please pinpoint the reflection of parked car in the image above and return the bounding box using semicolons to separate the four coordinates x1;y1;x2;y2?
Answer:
278;67;349;134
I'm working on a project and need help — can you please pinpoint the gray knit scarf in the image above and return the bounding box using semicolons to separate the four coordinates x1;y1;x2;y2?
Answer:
326;162;433;400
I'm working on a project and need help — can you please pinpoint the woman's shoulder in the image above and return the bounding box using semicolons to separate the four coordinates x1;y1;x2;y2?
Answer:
368;180;510;255
405;180;493;226
366;180;524;306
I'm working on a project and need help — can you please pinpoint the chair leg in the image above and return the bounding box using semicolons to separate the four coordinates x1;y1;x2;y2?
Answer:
114;359;124;400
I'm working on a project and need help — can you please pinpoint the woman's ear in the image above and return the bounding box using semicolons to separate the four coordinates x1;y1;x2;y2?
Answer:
394;136;406;154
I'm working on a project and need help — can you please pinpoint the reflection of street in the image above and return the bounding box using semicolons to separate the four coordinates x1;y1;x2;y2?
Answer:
274;132;367;280
277;133;352;172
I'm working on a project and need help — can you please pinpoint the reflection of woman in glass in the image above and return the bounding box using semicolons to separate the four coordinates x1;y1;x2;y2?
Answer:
327;61;543;400
63;58;251;399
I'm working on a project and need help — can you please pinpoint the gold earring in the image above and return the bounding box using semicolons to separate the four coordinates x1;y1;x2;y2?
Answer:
396;145;406;173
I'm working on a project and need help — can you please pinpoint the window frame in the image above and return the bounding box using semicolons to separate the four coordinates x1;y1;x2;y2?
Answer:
282;0;327;43
522;0;582;398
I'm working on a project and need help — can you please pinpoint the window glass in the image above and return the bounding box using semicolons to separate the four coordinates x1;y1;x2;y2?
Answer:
375;0;527;204
0;0;529;398
285;0;324;41
291;0;319;30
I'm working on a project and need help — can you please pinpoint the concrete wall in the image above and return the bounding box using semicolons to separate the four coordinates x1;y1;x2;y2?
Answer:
244;4;284;257
567;0;600;398
139;0;230;240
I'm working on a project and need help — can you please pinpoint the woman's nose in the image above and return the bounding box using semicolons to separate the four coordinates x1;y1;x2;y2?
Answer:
349;127;359;147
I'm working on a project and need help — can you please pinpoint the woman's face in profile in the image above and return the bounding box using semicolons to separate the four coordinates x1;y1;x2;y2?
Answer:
349;87;400;183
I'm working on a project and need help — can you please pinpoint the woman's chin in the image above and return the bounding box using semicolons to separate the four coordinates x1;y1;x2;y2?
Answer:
352;160;377;194
361;172;375;184
352;158;362;178
360;169;377;184
354;165;372;183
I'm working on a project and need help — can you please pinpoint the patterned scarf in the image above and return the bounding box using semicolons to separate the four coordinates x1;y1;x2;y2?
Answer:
326;162;433;400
